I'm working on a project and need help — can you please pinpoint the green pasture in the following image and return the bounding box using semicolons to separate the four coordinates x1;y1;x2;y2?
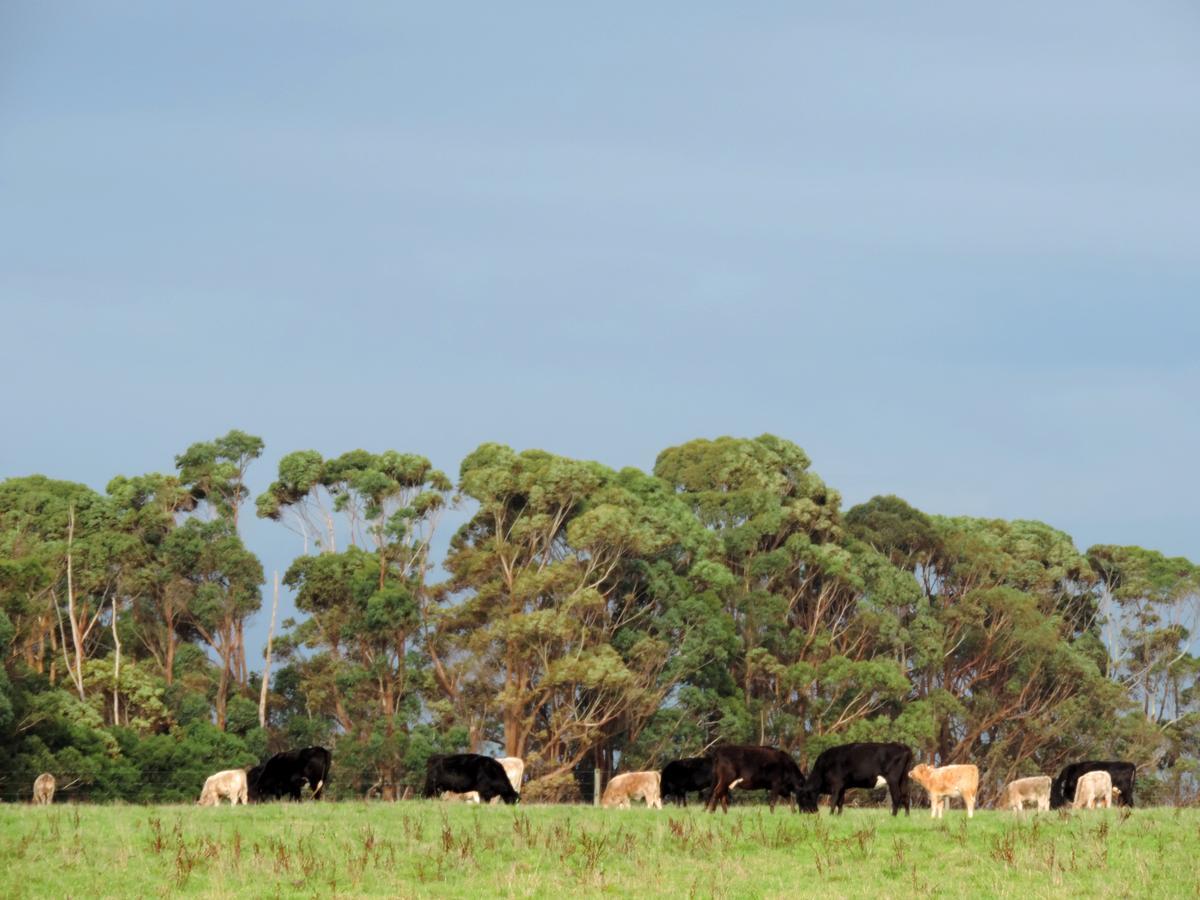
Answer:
1;802;1197;898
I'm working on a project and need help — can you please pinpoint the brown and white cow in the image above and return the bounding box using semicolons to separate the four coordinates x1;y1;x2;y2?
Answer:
601;771;662;810
198;769;249;806
1072;770;1114;809
32;773;55;806
1001;775;1051;813
908;763;979;818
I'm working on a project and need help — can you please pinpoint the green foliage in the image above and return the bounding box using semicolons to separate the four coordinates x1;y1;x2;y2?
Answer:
2;433;1198;807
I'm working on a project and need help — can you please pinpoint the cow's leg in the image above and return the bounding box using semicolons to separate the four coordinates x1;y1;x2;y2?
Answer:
965;792;975;818
887;778;903;816
706;780;723;813
832;782;847;815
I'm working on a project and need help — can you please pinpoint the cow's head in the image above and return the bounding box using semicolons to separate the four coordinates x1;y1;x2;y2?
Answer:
795;780;819;813
908;764;933;788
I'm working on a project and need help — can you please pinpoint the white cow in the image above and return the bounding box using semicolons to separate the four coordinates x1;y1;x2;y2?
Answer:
198;769;249;806
601;771;662;810
1072;770;1114;809
33;773;55;806
1002;775;1051;813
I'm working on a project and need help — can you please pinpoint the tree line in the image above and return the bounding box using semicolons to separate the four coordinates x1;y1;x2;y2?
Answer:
1;432;1196;804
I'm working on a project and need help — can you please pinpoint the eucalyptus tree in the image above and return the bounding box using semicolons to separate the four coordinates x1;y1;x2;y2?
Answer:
165;519;262;729
653;435;910;756
437;443;716;786
174;430;264;528
260;449;451;796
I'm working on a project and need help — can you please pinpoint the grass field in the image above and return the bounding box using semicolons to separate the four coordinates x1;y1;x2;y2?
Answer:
1;801;1197;898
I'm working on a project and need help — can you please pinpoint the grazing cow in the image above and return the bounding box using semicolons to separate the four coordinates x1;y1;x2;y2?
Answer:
198;769;249;807
423;754;519;805
248;746;332;802
706;745;806;814
797;742;912;816
661;757;713;807
908;764;979;818
1001;776;1051;813
1072;770;1114;809
601;771;663;809
32;773;55;806
484;756;526;805
1051;761;1135;809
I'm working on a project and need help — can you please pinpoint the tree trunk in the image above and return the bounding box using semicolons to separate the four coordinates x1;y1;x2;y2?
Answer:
258;571;280;728
112;594;121;725
65;507;86;701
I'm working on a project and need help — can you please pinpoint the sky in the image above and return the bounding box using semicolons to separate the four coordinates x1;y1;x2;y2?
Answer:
2;1;1199;659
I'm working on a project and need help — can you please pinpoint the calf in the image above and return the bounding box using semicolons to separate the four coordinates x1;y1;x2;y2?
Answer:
706;745;806;814
1072;770;1114;809
32;773;55;806
1001;775;1051;813
198;769;249;807
423;754;519;805
249;746;332;802
1051;761;1135;809
660;757;713;807
601;771;663;809
797;742;912;815
908;763;979;818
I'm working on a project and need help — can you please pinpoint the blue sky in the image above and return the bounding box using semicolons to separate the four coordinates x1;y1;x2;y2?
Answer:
2;2;1198;656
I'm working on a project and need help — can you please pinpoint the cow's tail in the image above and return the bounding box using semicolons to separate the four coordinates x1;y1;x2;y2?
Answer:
312;779;325;799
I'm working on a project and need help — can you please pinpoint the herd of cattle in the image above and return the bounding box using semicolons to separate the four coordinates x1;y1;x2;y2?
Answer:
27;741;1136;817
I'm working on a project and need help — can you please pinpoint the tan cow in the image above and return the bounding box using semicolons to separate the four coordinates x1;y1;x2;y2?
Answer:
441;790;482;803
1001;775;1051;813
198;769;249;806
32;773;55;806
601;771;662;810
1072;770;1114;809
909;764;979;818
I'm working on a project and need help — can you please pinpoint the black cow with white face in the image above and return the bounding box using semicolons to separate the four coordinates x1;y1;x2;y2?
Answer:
423;754;519;805
248;746;331;802
796;741;912;815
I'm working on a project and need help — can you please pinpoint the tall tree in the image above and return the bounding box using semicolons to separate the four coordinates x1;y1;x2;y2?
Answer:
438;443;713;785
166;519;262;730
653;436;911;757
261;449;451;797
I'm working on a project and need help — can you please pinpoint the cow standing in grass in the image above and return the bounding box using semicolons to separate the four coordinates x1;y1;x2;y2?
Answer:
1001;776;1051;813
706;745;807;814
797;742;912;816
602;771;663;809
423;754;519;805
249;747;332;802
908;763;979;818
1072;770;1115;810
198;769;249;806
661;757;713;807
32;773;55;806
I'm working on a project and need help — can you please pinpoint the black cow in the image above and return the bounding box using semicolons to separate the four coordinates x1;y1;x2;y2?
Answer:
423;754;519;805
660;757;713;807
249;746;331;802
1050;761;1135;809
706;745;806;813
796;741;912;816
